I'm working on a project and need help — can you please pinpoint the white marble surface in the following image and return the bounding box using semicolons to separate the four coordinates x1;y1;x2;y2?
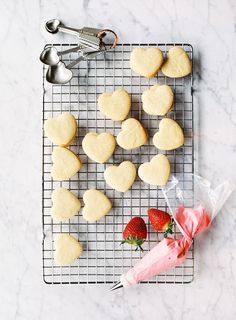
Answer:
0;0;236;319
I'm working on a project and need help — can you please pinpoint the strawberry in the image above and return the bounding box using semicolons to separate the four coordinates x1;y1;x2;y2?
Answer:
121;217;147;251
148;208;174;237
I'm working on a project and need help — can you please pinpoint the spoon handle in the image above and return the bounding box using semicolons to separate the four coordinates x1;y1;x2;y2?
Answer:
57;26;101;51
66;56;85;68
57;25;81;37
66;50;103;69
58;45;81;56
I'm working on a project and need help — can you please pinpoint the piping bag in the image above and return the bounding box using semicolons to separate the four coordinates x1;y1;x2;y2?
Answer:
111;175;234;290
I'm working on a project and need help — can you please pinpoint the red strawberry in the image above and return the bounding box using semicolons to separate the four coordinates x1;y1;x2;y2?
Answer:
148;208;173;237
121;217;147;251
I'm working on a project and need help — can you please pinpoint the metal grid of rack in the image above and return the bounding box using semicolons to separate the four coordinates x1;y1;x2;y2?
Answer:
42;43;194;284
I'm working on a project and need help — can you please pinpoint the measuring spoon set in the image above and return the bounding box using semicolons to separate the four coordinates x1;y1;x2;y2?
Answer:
40;19;118;84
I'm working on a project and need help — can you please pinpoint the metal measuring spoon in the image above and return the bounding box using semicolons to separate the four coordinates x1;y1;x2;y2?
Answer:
46;61;73;84
46;50;105;84
45;19;101;51
40;45;81;66
45;19;118;51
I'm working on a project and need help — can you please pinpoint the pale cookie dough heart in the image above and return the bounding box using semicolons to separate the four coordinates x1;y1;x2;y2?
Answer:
153;118;184;150
51;147;82;180
138;154;170;186
82;189;112;222
116;118;148;150
104;161;136;192
142;84;174;116
161;47;192;78
52;188;81;222
98;89;131;121
82;132;116;163
44;112;77;146
54;234;83;266
130;47;164;78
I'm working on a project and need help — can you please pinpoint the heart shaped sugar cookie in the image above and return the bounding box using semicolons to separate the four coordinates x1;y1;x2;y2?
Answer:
142;84;174;116
82;132;116;163
54;234;83;266
153;118;184;150
116;118;148;150
161;47;192;78
51;147;82;180
82;189;112;222
130;47;164;78
98;89;131;121
52;188;81;222
104;161;136;192
44;112;77;146
138;154;170;186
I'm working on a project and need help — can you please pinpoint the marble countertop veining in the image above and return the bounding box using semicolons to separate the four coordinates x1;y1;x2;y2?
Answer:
0;0;236;319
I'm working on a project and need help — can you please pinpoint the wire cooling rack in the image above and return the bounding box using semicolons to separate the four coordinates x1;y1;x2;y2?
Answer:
42;43;194;284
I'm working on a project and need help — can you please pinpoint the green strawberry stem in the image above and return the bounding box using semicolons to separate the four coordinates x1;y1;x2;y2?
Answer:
164;221;174;238
121;235;145;251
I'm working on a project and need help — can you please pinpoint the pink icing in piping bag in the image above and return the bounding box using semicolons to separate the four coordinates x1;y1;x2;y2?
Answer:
111;176;234;290
120;206;210;287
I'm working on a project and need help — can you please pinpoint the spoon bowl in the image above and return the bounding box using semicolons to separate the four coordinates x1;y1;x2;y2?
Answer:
46;19;61;34
46;62;73;84
40;46;60;66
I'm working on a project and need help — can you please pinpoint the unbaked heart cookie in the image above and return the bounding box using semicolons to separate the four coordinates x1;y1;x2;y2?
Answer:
52;188;81;222
82;189;112;222
104;161;136;192
161;47;192;78
98;89;131;121
130;47;164;78
153;118;184;150
116;118;148;150
82;132;116;163
51;147;82;180
54;234;83;266
142;84;174;116
44;112;77;146
138;154;170;186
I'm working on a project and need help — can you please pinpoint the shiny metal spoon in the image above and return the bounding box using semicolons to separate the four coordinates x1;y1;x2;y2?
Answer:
40;45;81;66
45;50;105;84
46;61;73;84
45;19;101;51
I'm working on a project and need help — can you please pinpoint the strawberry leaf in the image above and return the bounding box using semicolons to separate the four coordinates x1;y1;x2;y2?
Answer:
164;221;174;238
121;235;145;251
